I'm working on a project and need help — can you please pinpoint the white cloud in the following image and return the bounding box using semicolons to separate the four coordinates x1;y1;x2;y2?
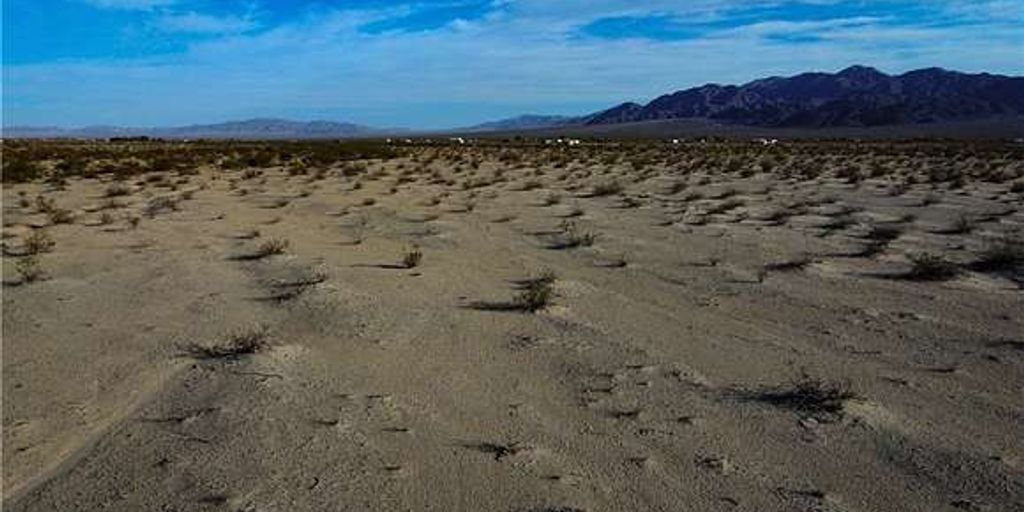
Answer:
155;12;258;33
6;1;1024;127
81;0;177;10
941;0;1024;21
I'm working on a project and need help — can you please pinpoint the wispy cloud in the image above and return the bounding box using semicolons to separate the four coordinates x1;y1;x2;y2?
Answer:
155;12;258;33
80;0;177;10
940;0;1024;21
358;1;496;34
5;1;1023;127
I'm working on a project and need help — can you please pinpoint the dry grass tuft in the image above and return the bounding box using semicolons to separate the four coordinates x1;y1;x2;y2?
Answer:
402;245;423;268
590;181;623;197
104;183;131;197
906;253;960;281
24;231;55;255
15;255;46;283
548;221;596;250
970;234;1023;273
513;271;556;312
178;325;270;360
258;238;289;256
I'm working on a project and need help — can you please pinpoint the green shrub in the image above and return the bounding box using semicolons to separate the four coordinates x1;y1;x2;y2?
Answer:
3;159;43;183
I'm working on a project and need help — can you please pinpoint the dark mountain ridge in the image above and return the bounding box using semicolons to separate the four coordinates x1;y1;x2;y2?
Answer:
581;66;1024;128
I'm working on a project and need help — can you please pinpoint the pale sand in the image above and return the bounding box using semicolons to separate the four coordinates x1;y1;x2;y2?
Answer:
3;145;1023;511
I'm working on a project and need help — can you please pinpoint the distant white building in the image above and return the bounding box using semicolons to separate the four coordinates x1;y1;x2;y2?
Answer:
545;138;581;146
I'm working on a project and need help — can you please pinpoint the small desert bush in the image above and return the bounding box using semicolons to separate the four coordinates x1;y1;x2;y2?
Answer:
99;198;124;210
705;198;744;214
179;325;269;360
551;221;596;249
906;253;959;281
105;183;131;197
258;238;289;256
889;181;911;196
591;181;623;197
619;196;642;209
23;231;55;254
3;159;43;183
16;255;45;283
144;172;168;185
340;162;367;177
947;214;973;234
867;224;903;242
521;179;543;191
35;195;56;213
708;187;737;200
513;271;556;312
666;181;687;195
820;214;855;232
47;208;74;225
143;196;178;218
285;162;308;176
970;234;1024;272
402;245;423;268
98;212;116;225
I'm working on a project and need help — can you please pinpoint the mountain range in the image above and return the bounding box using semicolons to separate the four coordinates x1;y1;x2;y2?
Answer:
2;118;383;139
460;115;576;132
5;66;1022;139
573;66;1024;128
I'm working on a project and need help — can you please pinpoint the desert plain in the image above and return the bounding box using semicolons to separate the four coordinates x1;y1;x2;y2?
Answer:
2;138;1023;511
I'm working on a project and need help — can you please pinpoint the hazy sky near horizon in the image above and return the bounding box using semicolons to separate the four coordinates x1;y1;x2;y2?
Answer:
3;0;1022;128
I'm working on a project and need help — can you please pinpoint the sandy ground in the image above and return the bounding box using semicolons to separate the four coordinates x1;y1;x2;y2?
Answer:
3;146;1023;511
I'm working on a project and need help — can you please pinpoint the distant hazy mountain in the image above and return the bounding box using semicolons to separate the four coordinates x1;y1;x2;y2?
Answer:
7;67;1023;139
3;118;386;139
460;115;576;132
161;118;381;138
580;66;1024;128
2;126;67;137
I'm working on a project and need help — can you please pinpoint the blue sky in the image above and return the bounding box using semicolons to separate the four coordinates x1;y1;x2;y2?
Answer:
3;0;1022;128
